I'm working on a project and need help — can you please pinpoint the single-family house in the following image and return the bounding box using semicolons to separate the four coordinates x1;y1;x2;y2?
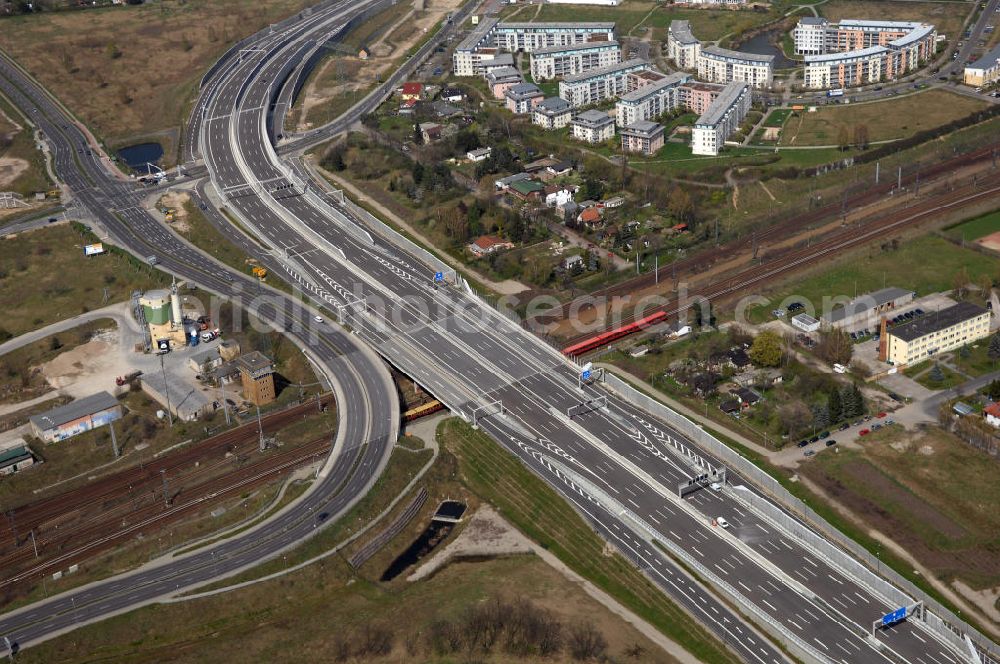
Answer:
546;161;574;177
494;172;531;191
401;82;423;102
578;206;603;227
467;147;492;162
544;184;575;208
440;87;465;103
985;402;1000;428
419;122;444;143
563;254;584;271
469;235;514;256
508;178;545;201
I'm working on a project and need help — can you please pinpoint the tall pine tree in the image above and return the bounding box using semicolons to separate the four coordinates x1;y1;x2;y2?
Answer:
828;388;842;424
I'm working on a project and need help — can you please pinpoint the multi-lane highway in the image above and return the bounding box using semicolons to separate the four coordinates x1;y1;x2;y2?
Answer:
0;11;400;650
0;0;997;661
193;2;997;662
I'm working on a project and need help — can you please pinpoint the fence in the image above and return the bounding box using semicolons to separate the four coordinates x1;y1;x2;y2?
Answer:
601;371;999;663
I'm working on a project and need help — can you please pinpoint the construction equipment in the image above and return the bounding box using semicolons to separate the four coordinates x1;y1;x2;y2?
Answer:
115;371;143;386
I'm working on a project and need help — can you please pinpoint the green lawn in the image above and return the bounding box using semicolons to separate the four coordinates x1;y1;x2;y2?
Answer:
780;90;988;146
746;236;1000;324
904;361;966;391
762;108;792;129
0;93;53;198
945;210;1000;243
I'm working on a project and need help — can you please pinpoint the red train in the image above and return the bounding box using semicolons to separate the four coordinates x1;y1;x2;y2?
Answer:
562;311;668;356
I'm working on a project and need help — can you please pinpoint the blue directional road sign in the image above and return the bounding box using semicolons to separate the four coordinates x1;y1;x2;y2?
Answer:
581;369;592;381
881;607;906;627
434;271;444;282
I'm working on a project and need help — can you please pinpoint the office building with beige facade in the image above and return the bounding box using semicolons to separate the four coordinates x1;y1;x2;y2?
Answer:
879;301;991;366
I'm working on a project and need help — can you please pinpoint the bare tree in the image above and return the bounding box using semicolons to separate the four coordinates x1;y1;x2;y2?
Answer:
568;622;608;661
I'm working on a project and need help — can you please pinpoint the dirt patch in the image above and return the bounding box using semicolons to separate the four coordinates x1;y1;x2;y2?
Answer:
977;230;1000;253
0;157;29;189
407;504;533;581
159;191;192;233
38;328;130;399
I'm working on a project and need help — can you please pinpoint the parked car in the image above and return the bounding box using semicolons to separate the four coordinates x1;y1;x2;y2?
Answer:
885;419;895;426
859;428;871;436
877;412;887;418
888;392;903;402
819;431;830;439
825;439;837;447
838;423;850;431
797;440;810;448
710;482;723;491
804;450;816;457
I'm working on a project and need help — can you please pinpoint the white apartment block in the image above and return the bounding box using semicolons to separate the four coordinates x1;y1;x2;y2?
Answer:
792;17;828;55
453;20;616;76
493;22;616;52
559;58;652;107
691;81;751;156
532;97;573;129
530;41;621;81
698;45;774;88
965;44;1000;87
666;20;702;69
571;110;616;143
615;72;690;126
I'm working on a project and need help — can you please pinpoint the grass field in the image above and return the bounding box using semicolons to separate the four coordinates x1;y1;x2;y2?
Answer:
746;236;1000;324
904;360;967;391
0;0;318;159
802;425;1000;589
779;90;989;146
502;0;781;40
0;224;169;337
945;210;1000;242
762;108;793;128
819;0;970;46
0;93;53;198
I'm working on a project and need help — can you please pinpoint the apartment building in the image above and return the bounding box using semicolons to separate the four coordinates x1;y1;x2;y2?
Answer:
620;120;665;155
453;20;616;75
505;82;545;114
486;66;524;99
493;22;616;52
792;17;828;55
794;17;937;88
803;46;887;88
571;110;616;143
533;97;573;129
559;58;651;107
691;81;751;156
698;45;774;88
615;71;689;126
453;17;502;76
880;302;991;365
666;20;702;69
679;81;725;116
965;44;1000;87
530;41;621;81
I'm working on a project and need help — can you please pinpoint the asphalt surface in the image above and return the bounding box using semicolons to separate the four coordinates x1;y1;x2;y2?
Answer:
0;28;399;654
0;0;995;661
193;2;995;662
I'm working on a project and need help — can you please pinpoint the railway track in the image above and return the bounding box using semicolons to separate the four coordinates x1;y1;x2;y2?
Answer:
0;436;330;599
563;177;1000;353
544;142;1000;327
0;395;333;549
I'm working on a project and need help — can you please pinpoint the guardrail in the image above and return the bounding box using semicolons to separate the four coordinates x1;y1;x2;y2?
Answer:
600;371;999;663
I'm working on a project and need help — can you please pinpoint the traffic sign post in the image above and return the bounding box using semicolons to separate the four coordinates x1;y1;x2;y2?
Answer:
579;362;593;391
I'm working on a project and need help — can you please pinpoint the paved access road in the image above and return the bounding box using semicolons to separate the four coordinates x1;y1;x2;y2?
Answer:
195;3;995;662
0;6;399;650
